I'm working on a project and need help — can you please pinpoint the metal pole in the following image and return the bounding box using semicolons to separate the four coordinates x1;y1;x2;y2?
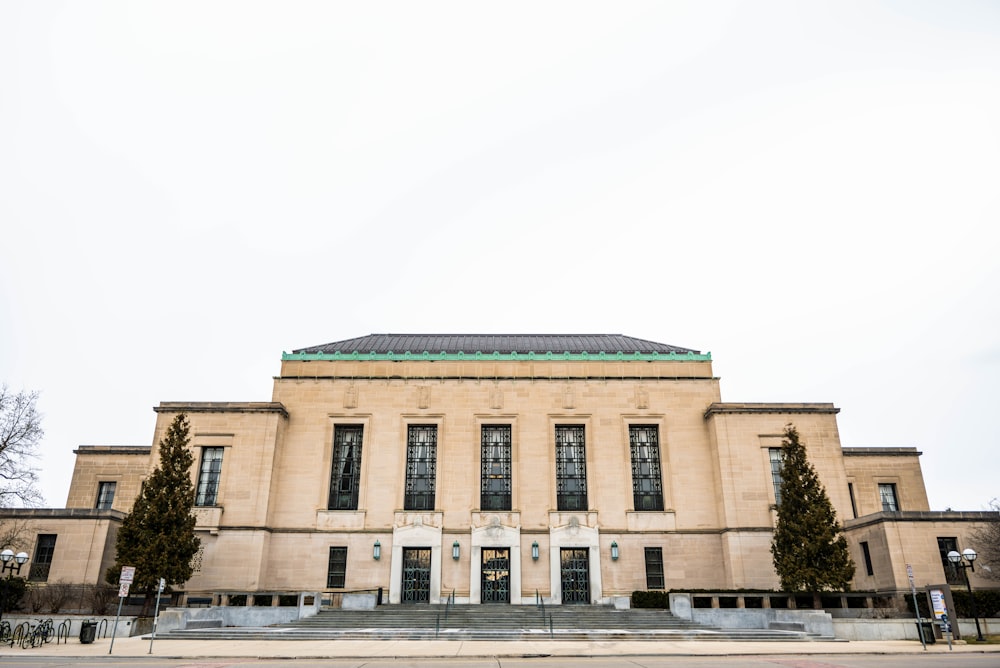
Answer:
148;579;164;654
910;585;926;650
108;594;124;654
964;567;984;641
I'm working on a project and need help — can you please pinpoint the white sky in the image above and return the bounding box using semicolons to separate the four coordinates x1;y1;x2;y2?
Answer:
1;1;998;512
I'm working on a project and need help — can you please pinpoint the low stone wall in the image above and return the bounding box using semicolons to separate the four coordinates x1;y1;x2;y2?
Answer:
668;592;835;636
155;593;320;633
1;614;141;639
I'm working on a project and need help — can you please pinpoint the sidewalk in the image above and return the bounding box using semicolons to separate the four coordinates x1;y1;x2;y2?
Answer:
2;635;998;659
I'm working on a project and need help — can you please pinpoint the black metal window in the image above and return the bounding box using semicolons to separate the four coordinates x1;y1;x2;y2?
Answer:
327;547;347;588
328;425;363;510
937;537;963;585
861;541;874;576
644;547;665;589
195;447;224;506
769;448;784;506
555;425;587;511
95;481;116;510
29;534;56;582
879;483;899;512
481;425;512;511
848;482;858;518
629;426;664;511
404;425;437;511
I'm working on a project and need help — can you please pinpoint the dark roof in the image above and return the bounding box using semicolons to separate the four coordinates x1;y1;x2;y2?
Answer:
293;334;699;355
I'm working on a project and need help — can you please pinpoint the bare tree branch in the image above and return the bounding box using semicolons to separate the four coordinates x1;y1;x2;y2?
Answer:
0;384;44;507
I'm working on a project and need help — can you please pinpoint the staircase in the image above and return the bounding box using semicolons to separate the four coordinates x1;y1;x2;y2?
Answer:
164;604;834;642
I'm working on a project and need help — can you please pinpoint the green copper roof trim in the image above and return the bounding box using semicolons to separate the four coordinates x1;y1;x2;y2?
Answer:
282;350;712;362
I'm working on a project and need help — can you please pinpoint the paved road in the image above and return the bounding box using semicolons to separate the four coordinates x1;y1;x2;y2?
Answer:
2;656;1000;668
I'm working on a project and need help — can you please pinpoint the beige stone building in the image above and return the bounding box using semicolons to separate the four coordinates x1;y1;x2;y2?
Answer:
5;334;996;605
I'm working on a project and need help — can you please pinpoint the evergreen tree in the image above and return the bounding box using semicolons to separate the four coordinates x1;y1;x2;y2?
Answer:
771;424;855;592
107;413;200;614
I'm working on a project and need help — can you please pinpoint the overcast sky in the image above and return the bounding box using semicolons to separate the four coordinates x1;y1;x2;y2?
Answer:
2;1;998;513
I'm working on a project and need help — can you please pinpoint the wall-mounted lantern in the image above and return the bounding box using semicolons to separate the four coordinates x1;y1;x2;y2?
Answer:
373;540;381;560
610;541;619;561
452;541;460;560
531;541;539;561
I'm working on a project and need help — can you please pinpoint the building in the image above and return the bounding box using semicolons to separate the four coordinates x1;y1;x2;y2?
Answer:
4;334;996;606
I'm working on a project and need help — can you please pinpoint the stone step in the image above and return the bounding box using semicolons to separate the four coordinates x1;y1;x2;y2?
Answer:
162;603;834;643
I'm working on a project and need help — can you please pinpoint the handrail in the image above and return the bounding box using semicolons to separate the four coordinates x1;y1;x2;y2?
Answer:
444;589;455;620
548;612;553;639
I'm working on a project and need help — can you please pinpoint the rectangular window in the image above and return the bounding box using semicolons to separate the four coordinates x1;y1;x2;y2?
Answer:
860;541;874;576
196;447;224;506
878;483;899;512
29;534;57;582
480;425;512;511
769;448;784;506
644;547;665;589
404;425;437;510
847;482;858;519
629;425;664;511
555;425;588;511
96;481;116;510
328;425;363;510
937;537;963;585
327;547;347;588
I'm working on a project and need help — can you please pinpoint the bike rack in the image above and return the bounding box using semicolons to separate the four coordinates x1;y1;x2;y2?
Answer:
57;618;71;644
97;618;109;638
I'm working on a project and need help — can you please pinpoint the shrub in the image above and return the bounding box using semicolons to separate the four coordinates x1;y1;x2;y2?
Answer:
631;590;670;609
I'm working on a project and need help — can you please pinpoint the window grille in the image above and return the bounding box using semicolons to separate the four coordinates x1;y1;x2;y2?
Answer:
644;547;665;589
96;481;116;510
629;426;664;511
555;425;587;511
769;448;784;506
404;425;437;510
878;483;899;512
29;534;57;582
329;425;363;510
327;547;347;588
481;425;512;511
196;447;224;506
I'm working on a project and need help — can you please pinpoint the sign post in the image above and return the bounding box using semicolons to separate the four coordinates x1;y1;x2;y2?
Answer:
906;564;926;650
148;578;165;654
109;566;135;654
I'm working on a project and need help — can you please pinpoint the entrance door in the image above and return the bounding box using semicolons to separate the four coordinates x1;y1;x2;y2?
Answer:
402;547;431;603
560;548;590;604
481;548;510;603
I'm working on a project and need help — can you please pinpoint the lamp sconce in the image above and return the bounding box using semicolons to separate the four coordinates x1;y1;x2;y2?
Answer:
0;549;29;574
610;541;619;561
452;541;460;560
531;541;539;561
373;540;381;561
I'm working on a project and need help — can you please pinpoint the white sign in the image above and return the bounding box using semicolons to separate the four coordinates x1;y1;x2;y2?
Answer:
930;589;947;619
906;563;914;586
118;582;131;598
158;578;166;593
120;566;136;584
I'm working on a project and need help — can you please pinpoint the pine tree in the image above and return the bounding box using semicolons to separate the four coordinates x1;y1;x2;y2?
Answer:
107;413;200;614
771;424;855;592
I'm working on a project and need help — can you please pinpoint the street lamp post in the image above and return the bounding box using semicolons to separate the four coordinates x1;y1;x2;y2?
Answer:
0;549;30;628
947;548;984;642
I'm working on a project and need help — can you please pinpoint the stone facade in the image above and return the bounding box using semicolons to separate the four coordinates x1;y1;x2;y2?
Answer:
6;335;997;604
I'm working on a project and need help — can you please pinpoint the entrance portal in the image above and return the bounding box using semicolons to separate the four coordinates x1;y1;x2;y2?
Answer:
401;547;431;603
560;547;590;604
481;548;510;603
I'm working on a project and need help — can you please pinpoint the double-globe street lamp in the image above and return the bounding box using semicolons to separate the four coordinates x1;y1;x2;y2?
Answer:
0;549;29;628
947;547;984;642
